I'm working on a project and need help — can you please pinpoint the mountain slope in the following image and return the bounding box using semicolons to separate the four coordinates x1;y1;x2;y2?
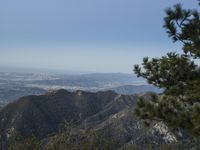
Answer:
0;90;120;139
0;89;179;149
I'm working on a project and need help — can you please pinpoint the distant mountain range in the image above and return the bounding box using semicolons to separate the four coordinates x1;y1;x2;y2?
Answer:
107;85;162;95
0;89;180;149
0;72;161;107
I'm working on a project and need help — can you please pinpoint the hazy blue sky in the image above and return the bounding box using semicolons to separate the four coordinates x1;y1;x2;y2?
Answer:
0;0;197;73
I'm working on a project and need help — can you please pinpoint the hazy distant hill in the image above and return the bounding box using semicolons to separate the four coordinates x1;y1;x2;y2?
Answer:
0;86;46;107
0;72;147;106
29;73;145;89
108;85;162;95
0;90;178;149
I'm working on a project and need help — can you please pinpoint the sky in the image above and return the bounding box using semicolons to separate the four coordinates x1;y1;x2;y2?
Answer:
0;0;198;74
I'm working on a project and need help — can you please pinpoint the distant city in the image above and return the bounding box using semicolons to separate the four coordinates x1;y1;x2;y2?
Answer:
0;71;162;108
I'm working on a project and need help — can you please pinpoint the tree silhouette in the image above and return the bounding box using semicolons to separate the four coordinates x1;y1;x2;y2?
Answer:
134;1;200;137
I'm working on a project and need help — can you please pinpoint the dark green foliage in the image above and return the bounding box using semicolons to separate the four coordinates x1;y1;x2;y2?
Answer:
45;121;115;150
8;135;41;150
121;144;140;150
134;0;200;137
164;3;200;57
45;121;78;150
81;131;115;150
134;53;198;91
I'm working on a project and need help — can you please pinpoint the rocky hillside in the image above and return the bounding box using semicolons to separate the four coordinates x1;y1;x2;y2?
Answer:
0;89;178;149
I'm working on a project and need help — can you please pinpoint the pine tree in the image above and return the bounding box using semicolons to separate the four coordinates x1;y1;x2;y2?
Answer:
134;1;200;137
